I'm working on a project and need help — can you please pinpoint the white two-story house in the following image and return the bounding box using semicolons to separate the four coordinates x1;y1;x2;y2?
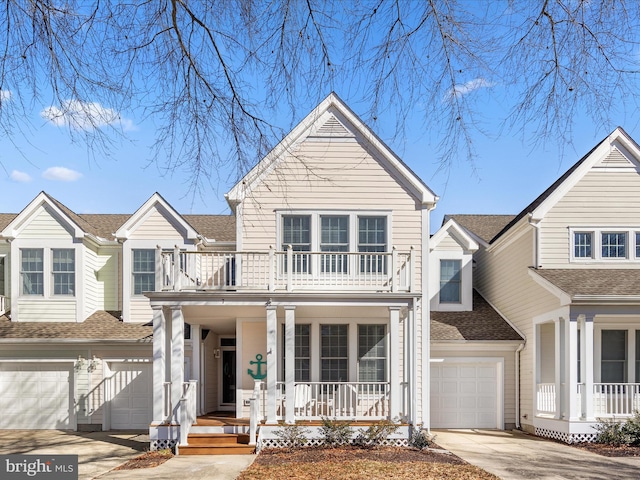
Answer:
449;127;640;443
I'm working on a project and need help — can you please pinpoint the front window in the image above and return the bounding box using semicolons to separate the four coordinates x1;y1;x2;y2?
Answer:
636;233;640;258
282;215;311;273
358;325;386;382
321;324;348;382
282;324;311;382
0;256;5;296
21;248;43;295
358;216;387;273
52;249;75;295
574;232;592;258
601;330;627;383
132;249;155;295
440;259;462;303
602;232;626;258
320;215;348;273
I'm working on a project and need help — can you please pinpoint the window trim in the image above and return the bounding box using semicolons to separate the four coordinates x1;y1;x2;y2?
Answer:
439;259;462;304
357;324;387;383
52;248;75;296
20;248;44;296
132;249;156;296
570;227;640;262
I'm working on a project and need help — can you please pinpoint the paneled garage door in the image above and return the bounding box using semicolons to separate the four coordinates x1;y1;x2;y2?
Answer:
0;363;74;429
431;361;500;428
109;363;152;430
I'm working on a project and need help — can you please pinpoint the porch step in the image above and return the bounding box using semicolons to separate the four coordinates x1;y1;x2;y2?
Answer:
179;433;255;455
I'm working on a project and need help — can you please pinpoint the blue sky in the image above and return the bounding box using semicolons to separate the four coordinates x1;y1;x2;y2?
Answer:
0;86;636;233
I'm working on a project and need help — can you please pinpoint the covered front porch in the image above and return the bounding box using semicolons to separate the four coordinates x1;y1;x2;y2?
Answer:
146;293;418;451
534;306;640;443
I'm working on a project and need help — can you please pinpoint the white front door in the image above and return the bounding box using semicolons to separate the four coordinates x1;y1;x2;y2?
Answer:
109;362;152;430
431;360;501;429
0;363;74;429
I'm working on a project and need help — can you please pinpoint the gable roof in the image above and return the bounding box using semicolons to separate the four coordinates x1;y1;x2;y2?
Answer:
0;193;236;243
444;214;515;244
530;268;640;301
226;92;438;208
449;127;640;245
431;290;523;341
430;218;479;251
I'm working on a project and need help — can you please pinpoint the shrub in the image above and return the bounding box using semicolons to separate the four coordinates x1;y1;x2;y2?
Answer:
320;417;353;447
593;417;629;446
409;427;432;450
353;419;399;448
622;411;640;446
274;423;309;451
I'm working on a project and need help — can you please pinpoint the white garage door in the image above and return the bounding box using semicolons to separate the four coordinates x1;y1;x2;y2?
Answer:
431;361;500;428
0;363;74;429
110;363;152;430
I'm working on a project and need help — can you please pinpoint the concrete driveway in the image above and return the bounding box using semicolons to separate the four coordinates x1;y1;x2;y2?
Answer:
0;430;148;480
434;429;640;480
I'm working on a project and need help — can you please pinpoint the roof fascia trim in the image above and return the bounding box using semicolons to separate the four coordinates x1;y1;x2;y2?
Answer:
528;269;572;306
430;218;479;252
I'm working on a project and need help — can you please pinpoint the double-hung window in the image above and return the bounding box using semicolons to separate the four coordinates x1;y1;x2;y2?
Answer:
601;330;627;383
21;248;44;295
320;215;349;273
52;249;75;295
439;259;462;303
574;232;592;258
282;215;311;274
358;325;386;383
132;249;155;295
282;324;311;382
358;216;387;273
321;324;348;382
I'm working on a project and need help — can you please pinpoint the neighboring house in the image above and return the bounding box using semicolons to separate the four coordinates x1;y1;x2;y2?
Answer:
0;191;233;432
448;127;640;443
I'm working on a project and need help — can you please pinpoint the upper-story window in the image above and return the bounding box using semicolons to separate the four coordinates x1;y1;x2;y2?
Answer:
571;228;638;261
439;259;461;303
132;249;155;295
21;248;43;295
280;212;389;274
20;248;75;296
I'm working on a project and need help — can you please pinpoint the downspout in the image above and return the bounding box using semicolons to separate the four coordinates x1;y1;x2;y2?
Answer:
515;342;525;429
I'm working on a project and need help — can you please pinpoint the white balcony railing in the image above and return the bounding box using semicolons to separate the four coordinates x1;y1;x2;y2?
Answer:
161;247;414;293
277;382;390;420
536;383;556;415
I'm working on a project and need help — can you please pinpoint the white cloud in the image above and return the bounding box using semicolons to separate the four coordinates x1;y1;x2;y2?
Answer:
446;78;494;99
41;99;135;131
10;170;32;182
42;166;83;182
0;90;11;102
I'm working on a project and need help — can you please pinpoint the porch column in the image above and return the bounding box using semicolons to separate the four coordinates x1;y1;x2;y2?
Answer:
565;315;579;421
583;314;595;420
170;306;185;421
389;307;401;420
554;318;562;419
284;306;296;424
152;306;167;423
266;305;278;424
191;324;202;415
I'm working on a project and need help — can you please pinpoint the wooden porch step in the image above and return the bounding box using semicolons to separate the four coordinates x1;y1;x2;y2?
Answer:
179;432;254;455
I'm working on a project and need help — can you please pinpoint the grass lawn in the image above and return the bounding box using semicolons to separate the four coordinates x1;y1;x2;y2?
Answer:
237;446;499;480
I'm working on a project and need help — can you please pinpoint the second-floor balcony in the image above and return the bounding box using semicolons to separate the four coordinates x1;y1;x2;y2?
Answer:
161;246;415;293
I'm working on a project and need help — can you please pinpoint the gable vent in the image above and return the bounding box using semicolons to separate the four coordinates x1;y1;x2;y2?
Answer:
313;114;354;138
593;147;636;168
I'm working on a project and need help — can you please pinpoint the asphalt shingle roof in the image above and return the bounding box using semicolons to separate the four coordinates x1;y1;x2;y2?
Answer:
431;290;523;341
532;269;640;297
445;215;516;244
0;311;152;341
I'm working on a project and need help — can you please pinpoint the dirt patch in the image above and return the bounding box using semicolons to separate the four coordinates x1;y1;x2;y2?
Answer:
113;449;174;470
238;445;499;480
574;443;640;457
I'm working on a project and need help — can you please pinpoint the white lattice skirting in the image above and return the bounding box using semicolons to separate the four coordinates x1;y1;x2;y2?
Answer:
535;427;597;444
257;436;409;452
151;439;178;451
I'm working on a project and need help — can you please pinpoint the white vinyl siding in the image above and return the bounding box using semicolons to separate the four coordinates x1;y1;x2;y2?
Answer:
126;207;186;240
18;206;73;239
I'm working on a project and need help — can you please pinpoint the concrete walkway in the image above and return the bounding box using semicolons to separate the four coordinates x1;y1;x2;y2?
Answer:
0;430;255;480
434;429;640;480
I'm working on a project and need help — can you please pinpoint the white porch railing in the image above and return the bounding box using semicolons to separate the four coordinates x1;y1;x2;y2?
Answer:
278;382;390;420
161;247;414;293
593;383;640;417
178;380;197;446
536;382;640;418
